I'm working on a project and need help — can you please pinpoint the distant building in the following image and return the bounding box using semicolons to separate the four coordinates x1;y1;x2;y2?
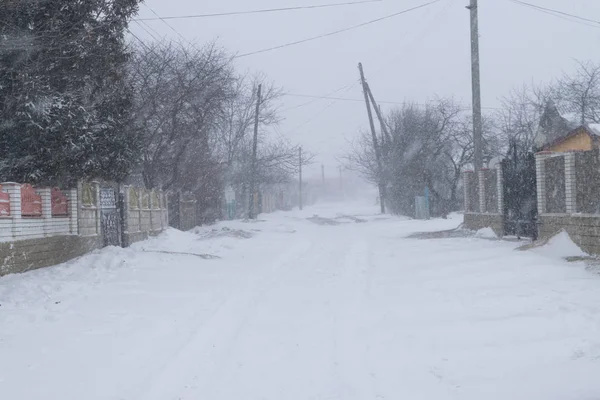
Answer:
541;124;600;152
534;101;600;152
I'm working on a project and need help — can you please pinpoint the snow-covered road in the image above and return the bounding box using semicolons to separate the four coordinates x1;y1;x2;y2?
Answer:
2;202;600;399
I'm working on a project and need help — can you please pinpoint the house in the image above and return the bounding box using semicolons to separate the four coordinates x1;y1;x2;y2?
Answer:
541;124;600;152
533;101;600;152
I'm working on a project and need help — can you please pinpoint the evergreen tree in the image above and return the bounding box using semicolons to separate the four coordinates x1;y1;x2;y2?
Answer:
0;0;141;186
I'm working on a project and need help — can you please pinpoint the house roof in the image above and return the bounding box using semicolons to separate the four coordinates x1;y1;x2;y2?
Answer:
533;101;578;149
542;124;600;150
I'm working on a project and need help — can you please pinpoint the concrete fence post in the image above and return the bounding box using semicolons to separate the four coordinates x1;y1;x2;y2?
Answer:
66;188;78;235
122;185;131;235
92;181;101;235
2;183;21;239
38;188;52;237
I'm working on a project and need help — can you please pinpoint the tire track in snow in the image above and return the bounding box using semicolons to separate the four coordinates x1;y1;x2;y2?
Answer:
138;235;317;400
330;235;379;400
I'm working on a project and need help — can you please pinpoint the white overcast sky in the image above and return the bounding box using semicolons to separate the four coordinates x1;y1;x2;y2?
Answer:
131;0;600;178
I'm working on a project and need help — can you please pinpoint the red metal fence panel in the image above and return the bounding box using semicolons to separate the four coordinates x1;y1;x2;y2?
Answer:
0;186;10;217
51;188;69;216
21;184;42;217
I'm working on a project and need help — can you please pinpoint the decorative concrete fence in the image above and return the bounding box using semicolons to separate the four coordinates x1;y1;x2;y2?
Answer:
0;181;168;276
536;150;600;255
122;186;168;246
0;183;78;243
463;167;505;236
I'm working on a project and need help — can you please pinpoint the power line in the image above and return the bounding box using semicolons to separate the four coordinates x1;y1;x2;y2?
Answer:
143;3;191;45
282;93;501;110
236;0;440;58
135;0;382;21
280;81;359;112
508;0;600;29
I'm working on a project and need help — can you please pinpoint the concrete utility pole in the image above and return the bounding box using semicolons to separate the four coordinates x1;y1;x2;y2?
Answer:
367;87;391;146
358;62;386;214
248;84;262;219
468;0;483;171
299;147;303;211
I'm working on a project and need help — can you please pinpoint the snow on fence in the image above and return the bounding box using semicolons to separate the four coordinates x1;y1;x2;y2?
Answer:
0;183;77;242
536;149;600;255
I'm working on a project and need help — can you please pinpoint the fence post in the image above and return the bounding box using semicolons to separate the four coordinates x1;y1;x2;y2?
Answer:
92;181;101;235
535;152;550;215
66;188;78;234
463;171;473;212
38;188;52;237
478;169;486;213
2;183;21;239
496;165;504;214
564;152;577;214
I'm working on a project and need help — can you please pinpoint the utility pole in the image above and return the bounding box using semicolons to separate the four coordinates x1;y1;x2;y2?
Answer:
248;84;262;219
467;0;483;171
358;62;386;214
366;86;391;146
321;164;325;186
299;146;303;211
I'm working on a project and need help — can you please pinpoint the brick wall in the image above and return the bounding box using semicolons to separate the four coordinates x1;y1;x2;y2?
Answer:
463;167;504;235
535;150;600;256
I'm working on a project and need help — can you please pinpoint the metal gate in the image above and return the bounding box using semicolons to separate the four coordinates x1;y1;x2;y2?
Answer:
502;144;538;239
100;188;122;247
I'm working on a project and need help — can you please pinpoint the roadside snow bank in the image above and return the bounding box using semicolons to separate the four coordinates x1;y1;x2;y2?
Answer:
532;230;587;259
475;227;497;239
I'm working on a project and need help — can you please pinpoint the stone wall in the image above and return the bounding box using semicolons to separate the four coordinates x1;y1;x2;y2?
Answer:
538;214;600;255
0;235;102;276
464;213;504;237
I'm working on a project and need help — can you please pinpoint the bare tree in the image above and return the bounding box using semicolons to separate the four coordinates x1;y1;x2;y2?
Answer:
345;98;500;217
129;40;235;191
554;60;600;125
495;83;550;152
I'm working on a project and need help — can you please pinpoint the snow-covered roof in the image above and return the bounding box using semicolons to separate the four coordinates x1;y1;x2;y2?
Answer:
586;123;600;136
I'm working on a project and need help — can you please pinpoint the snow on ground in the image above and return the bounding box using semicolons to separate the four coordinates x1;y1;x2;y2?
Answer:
532;230;588;259
475;227;498;239
1;201;600;400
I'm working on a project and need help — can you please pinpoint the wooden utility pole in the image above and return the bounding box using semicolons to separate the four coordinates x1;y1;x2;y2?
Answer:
468;0;483;171
358;62;386;214
248;84;262;219
298;146;303;210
